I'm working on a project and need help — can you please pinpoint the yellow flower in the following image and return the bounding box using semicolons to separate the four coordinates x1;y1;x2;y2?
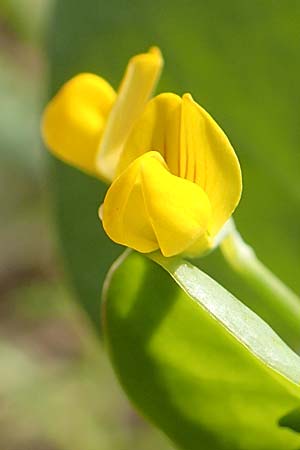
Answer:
101;93;242;257
41;47;163;181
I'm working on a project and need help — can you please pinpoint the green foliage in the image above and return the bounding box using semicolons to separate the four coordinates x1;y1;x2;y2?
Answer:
104;251;300;450
47;0;300;342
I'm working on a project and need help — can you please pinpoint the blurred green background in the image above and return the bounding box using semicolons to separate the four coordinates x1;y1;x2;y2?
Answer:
0;0;299;448
0;1;173;448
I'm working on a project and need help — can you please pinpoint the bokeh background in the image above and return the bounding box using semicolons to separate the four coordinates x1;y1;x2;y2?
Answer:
1;0;299;449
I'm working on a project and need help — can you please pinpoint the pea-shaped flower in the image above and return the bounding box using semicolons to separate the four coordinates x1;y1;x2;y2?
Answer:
41;47;163;181
101;93;242;257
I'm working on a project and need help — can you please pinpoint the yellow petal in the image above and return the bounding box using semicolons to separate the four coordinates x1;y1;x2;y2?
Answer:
102;151;212;257
97;47;164;181
180;94;242;235
41;73;116;176
116;93;182;177
117;92;242;236
102;153;159;253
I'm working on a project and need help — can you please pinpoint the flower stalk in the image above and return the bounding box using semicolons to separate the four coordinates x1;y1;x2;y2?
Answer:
221;220;300;349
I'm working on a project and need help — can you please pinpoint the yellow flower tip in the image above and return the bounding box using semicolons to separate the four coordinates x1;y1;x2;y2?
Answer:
130;46;163;69
96;47;164;181
41;73;116;176
102;151;213;258
182;92;193;102
149;46;162;56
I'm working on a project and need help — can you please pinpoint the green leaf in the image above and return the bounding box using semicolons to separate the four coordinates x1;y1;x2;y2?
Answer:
103;251;300;450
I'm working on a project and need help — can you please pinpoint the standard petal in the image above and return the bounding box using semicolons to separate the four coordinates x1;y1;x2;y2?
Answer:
102;151;212;257
117;92;242;237
97;47;164;181
41;73;116;176
116;92;182;176
181;94;242;235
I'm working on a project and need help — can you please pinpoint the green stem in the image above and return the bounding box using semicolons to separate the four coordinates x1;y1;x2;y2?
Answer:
220;221;300;350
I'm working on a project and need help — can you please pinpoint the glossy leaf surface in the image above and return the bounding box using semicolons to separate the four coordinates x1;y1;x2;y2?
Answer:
104;251;300;450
